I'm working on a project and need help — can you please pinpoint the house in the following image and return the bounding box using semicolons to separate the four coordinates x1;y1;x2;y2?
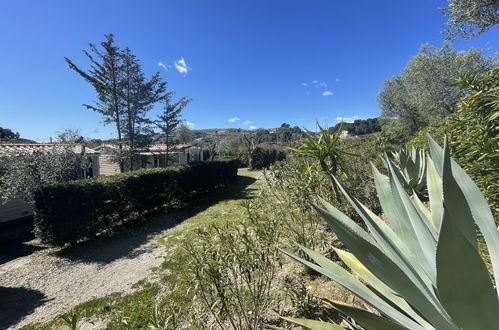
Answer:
0;143;99;225
93;143;205;176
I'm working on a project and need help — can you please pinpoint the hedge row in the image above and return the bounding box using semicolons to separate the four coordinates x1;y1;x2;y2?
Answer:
33;160;239;246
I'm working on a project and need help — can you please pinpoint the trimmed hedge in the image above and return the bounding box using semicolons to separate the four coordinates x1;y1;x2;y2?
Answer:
33;160;238;246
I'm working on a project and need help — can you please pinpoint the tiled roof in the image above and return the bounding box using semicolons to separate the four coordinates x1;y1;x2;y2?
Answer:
148;144;191;151
0;143;98;156
94;144;193;153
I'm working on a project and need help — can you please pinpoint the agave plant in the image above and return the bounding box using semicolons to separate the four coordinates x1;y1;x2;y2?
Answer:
281;135;499;329
385;146;426;196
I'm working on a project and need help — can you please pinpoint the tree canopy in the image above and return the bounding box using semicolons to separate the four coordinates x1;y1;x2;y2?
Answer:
377;43;497;139
441;0;499;39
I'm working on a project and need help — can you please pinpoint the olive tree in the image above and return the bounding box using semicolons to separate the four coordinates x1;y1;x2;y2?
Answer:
441;0;499;39
378;43;497;140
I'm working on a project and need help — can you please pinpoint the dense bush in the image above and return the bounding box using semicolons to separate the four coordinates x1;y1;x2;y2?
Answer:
249;144;284;169
33;160;238;246
410;67;498;216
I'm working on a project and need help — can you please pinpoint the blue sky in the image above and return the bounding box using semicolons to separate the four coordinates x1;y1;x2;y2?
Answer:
0;0;497;141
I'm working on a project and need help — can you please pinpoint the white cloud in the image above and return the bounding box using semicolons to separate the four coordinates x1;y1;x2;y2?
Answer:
302;80;327;88
242;120;253;125
335;78;341;82
322;91;333;96
336;116;360;123
185;121;195;128
228;117;240;123
249;125;257;130
158;61;170;71
174;57;190;74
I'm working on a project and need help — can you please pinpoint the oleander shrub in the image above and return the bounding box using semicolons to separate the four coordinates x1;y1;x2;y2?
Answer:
33;160;238;246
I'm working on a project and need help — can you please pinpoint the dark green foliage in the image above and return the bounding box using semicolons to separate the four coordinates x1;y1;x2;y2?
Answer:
249;144;283;169
0;126;20;141
330;118;381;136
0;126;36;143
33;160;238;246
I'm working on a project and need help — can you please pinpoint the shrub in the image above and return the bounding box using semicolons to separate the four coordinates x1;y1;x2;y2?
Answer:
410;67;499;217
33;160;238;246
249;144;281;169
282;136;499;329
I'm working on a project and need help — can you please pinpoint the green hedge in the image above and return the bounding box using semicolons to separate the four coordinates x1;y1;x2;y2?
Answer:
33;160;239;246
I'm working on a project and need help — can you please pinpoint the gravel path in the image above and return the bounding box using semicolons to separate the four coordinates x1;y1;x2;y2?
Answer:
0;213;182;329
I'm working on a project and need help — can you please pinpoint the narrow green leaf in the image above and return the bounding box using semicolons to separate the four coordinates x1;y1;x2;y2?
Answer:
323;299;408;330
334;248;434;329
280;247;424;330
280;317;344;330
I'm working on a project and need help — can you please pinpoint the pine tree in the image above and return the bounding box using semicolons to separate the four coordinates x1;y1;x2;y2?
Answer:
155;96;190;166
65;34;167;171
121;47;166;170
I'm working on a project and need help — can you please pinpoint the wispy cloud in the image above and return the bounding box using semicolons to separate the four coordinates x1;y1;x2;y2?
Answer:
302;80;328;88
228;117;240;123
242;120;253;126
335;78;341;82
185;121;195;128
249;125;257;130
174;57;190;75
336;116;360;123
322;91;333;96
158;61;170;71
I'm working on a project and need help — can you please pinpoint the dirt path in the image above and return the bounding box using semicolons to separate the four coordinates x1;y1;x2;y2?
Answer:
0;170;259;329
0;216;170;329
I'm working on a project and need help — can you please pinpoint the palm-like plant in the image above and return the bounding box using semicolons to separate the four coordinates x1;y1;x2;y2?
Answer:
282;135;499;329
291;123;353;201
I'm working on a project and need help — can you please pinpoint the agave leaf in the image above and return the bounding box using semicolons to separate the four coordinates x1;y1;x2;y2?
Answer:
435;140;499;329
280;317;344;330
321;180;436;293
358;203;435;292
428;136;478;250
310;204;454;329
428;134;499;297
410;192;431;224
280;247;424;330
386;161;437;282
323;299;408;330
334;248;434;329
426;156;443;231
372;165;437;285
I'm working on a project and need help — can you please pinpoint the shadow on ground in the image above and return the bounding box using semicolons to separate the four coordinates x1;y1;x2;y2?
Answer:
0;286;47;329
0;220;47;265
54;174;257;264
